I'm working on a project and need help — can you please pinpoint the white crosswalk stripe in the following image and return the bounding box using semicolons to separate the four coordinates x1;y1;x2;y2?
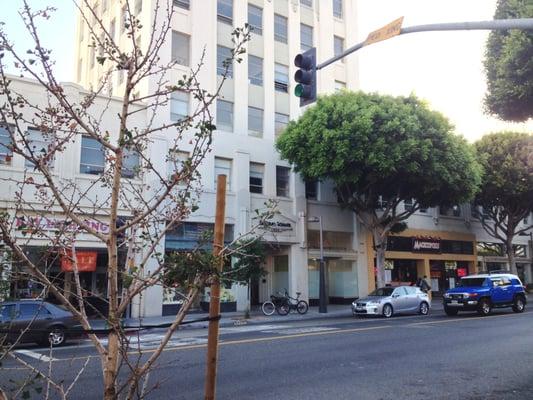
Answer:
14;349;57;362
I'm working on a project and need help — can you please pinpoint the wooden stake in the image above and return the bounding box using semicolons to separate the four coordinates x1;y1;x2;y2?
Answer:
204;174;227;400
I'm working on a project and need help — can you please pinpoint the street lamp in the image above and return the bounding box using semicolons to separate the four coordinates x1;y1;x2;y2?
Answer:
308;216;327;313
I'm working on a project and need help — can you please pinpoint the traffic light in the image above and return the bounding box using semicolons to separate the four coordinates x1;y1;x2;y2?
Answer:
294;47;316;107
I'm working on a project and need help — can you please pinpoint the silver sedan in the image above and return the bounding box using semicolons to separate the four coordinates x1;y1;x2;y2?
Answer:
352;286;431;318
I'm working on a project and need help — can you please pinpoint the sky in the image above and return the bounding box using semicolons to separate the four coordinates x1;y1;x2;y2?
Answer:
2;0;532;142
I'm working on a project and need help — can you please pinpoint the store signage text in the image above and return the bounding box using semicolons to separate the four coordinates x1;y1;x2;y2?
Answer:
264;221;293;233
61;251;98;272
412;237;441;253
15;216;110;235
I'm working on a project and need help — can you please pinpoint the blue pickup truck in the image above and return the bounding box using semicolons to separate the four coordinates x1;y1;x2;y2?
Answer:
443;273;527;316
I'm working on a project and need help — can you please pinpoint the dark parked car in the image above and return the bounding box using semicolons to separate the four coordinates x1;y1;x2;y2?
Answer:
0;300;80;347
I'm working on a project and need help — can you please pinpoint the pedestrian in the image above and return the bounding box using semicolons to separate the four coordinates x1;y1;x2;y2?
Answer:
419;275;432;301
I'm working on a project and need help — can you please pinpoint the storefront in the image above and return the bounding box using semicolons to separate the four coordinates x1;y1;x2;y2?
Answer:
367;229;477;295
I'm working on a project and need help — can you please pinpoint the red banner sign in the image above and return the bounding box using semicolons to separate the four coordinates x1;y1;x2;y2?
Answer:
61;251;98;272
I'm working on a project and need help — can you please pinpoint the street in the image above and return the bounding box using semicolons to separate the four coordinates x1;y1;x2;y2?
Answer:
1;307;533;399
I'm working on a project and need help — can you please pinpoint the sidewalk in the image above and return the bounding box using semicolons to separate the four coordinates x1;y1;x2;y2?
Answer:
89;297;454;332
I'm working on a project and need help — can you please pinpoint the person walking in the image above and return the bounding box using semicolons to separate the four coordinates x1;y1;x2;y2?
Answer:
419;275;432;301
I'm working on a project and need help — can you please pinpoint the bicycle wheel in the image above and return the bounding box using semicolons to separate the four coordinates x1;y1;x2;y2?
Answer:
296;300;309;314
276;300;290;316
261;301;276;316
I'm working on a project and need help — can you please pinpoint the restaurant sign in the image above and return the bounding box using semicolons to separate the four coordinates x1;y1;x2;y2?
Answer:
412;237;441;253
61;251;98;272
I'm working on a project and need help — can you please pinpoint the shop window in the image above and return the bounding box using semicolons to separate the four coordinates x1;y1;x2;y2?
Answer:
513;244;527;258
248;4;262;35
273;255;289;295
404;199;414;212
274;14;288;43
276;166;290;197
165;222;234;250
440;205;461;217
249;162;264;194
477;242;504;257
308;230;352;251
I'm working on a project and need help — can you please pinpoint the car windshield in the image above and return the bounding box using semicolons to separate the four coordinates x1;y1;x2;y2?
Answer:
369;288;395;296
459;278;487;287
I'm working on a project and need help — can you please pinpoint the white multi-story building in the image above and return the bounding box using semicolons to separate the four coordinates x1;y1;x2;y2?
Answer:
2;1;530;316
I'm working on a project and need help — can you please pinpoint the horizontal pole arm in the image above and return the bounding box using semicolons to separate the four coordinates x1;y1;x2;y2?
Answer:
317;18;533;70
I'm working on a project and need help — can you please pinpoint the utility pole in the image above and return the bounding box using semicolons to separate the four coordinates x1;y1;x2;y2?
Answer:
204;174;227;400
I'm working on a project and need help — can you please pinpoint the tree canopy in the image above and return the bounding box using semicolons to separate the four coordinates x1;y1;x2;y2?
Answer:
276;91;482;287
277;91;481;211
483;0;533;122
474;131;533;273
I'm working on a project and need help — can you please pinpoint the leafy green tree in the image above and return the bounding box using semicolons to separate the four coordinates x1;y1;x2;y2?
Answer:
474;131;533;274
483;0;533;122
276;91;482;288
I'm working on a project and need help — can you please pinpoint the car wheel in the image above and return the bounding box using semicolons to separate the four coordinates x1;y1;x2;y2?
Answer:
444;306;458;316
477;299;491;316
39;326;66;347
419;302;429;315
512;296;525;313
382;304;393;318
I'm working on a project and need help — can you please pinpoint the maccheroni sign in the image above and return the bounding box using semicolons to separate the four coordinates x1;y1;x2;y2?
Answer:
15;216;110;235
411;236;441;253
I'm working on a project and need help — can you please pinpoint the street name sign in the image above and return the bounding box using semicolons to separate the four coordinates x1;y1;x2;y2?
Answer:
364;16;404;46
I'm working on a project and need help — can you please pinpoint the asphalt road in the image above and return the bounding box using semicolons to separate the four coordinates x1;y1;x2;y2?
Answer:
2;308;533;399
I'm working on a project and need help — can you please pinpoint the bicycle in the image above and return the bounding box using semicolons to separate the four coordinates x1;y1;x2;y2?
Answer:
261;293;287;316
277;291;309;315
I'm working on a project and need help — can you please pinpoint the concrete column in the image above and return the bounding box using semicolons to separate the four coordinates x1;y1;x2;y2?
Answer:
289;244;309;302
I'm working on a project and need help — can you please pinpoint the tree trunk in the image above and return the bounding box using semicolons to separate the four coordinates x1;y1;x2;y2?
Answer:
103;330;120;400
374;232;387;289
507;239;517;275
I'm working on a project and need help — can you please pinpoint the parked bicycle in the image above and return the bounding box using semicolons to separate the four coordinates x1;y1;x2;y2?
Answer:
261;290;309;316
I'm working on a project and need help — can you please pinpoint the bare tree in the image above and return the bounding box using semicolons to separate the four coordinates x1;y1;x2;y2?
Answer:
0;1;263;398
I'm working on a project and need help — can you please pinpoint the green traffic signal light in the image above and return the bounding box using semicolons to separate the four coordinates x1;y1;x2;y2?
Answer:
293;47;316;106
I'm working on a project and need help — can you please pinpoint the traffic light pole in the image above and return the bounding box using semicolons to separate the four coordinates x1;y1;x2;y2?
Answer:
317;18;533;71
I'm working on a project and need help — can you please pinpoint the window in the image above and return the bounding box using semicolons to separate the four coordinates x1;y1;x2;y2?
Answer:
440;205;461;217
80;136;105;175
214;157;232;190
1;304;16;321
248;55;263;86
217;0;232;24
334;80;346;92
173;0;189;9
79;24;84;42
77;59;83;82
90;46;95;69
276;166;290;197
172;31;190;66
217;100;233;131
110;19;116;41
404;199;414;212
122;148;140;178
118;70;124;85
170;91;189;121
248;107;263;137
25;128;55;169
305;180;318;200
274;14;288;43
19;304;50;319
334;36;344;62
274;63;289;92
0;125;13;165
275;113;289;137
300;23;313;52
249;162;264;194
300;0;313;7
102;0;108;12
168;150;189;180
135;0;142;14
217;45;233;78
377;196;388;210
248;4;262;35
333;0;343;18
